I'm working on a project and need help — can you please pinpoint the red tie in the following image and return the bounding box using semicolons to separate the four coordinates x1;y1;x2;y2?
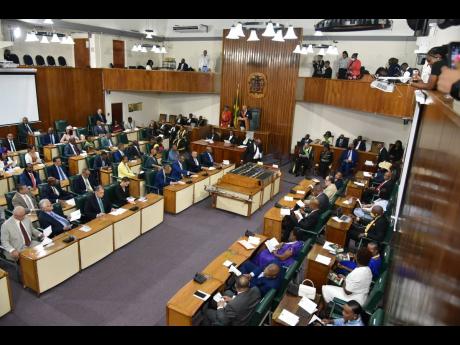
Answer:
29;172;37;188
19;221;31;246
377;180;386;191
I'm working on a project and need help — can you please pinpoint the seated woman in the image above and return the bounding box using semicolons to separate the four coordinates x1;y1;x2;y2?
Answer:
24;144;42;165
60;126;78;143
0;151;16;170
321;300;364;326
79;135;95;152
112;120;124;133
321;247;373;307
252;228;304;270
118;155;136;179
153;137;164;153
335;242;382;280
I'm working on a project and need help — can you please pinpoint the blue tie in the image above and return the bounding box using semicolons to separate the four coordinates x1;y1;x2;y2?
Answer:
208;153;213;164
57;166;67;180
50;134;55;144
48;211;70;227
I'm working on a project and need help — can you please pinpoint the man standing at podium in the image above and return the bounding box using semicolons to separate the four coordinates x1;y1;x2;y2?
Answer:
198;50;212;72
17;116;35;145
238;105;251;131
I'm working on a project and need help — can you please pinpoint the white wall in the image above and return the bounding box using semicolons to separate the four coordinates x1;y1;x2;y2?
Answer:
416;25;460;51
291;102;412;153
165;40;223;73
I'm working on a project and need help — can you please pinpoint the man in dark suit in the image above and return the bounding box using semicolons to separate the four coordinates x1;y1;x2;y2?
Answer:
335;134;349;148
244;139;263;163
339;144;358;178
143;147;161;170
112;143;126;163
200;146;215;167
38;198;72;238
177;58;189;71
334;171;344;191
84;185;114;221
170;155;191;181
19;163;41;189
346;205;388;248
362;170;394;203
185;113;197;126
206;127;221;142
376;143;389;164
281;199;321;242
114;177;131;206
93;151;111;171
225;130;239;145
93;109;107;125
154;165;174;195
42;127;60;146
158;119;171;137
237;262;282;297
42;177;73;203
73;168;96;195
126;140;143;160
17;116;35;144
186;151;202;173
63;137;81;158
197;116;206;127
3;133;20;153
93;120;107;136
353;136;367;151
203;275;261;326
169;125;178;142
48;157;69;181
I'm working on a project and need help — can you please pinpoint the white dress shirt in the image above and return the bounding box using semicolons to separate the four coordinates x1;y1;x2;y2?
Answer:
25;152;42;164
253;144;262;160
198;54;211;70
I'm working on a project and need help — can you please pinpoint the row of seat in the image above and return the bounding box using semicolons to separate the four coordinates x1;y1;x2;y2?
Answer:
7;54;67;67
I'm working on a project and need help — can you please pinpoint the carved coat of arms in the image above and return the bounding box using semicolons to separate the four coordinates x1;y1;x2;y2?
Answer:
247;72;266;98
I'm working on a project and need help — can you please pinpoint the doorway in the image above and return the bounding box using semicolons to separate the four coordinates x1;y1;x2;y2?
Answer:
113;40;125;68
74;38;90;68
111;103;123;126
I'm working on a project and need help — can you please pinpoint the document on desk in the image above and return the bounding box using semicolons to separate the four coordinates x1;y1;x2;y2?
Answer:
228;265;242;276
308;314;324;325
191;174;199;178
110;208;128;216
278;309;299;326
138;197;147;202
364;160;374;166
323;241;337;252
208;167;216;171
41;237;53;247
298;296;318;314
127;197;136;203
238;240;256;250
238;145;247;148
223;160;230;165
296;200;305;208
69;209;81;222
280;208;291;216
177;181;186;185
354;181;365;187
79;225;92;233
66;198;76;207
265;238;280;253
363;171;372;178
222;260;234;268
248;236;261;245
331;216;343;223
294;210;303;221
284;196;294;202
315;254;331;266
296;190;306;195
312;178;320;183
43;226;52;238
272;164;279;169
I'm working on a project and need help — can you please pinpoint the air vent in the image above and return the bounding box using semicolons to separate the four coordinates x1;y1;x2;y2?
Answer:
172;24;208;33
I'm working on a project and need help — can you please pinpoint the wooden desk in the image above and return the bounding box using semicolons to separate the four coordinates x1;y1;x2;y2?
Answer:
0;269;13;317
305;244;336;290
355;170;373;182
100;168;112;186
107;207;142;250
191;172;212;204
272;293;320;326
325;218;353;247
202;250;247;283
134;194;164;234
128;177;145;198
212;181;261;217
69;218;114;270
211;126;271;154
345;180;368;199
227;234;267;258
164;182;195;214
124;129;140;142
334;196;357;216
68;155;88;176
27;133;41;147
263;207;288;241
43;145;60;162
20;232;80;295
191;140;246;167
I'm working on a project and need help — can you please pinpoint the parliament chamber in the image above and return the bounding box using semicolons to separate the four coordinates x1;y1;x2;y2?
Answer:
0;18;459;328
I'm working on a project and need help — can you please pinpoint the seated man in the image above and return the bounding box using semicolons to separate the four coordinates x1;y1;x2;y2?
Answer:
202;275;261;326
158;119;171;137
200;146;215;167
225;130;239;145
334;171;344;191
244;138;263;163
376;143;389;164
114;177;132;206
124;116;136;130
42;127;59;146
100;133;115;149
339;144;358;178
48;157;69;181
154;165;178;195
301;184;329;213
186;113;197;126
353;193;389;222
3;133;20;153
353;136;366;151
186;151;202;173
167;144;180;162
362;171;394;203
93;120;107;136
84;185;114;221
93;151;111;171
281;199;321;242
0;206;44;261
19;163;41;189
12;184;39;214
73;168;96;195
112;143;126;163
118;155;136;179
346;206;388;248
206;127;221;141
63;137;81;158
321;300;365;327
42;177;73;203
336;242;382;280
323;175;338;202
93;108;107;125
293;142;313;177
126;140;143;160
38;199;72;238
170;155;191;181
335;134;349;148
230;262;282;297
197;116;206;127
143;147;161;170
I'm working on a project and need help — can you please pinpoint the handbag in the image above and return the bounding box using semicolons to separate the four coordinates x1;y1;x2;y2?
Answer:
298;279;316;300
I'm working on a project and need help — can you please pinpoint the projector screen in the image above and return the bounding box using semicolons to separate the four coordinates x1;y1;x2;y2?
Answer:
0;72;39;126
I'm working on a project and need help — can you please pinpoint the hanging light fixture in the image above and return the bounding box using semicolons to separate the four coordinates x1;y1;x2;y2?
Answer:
331;46;339;55
51;33;60;43
293;44;301;54
132;44;139;52
272;30;285;42
160;46;167;54
283;25;297;39
140;46;147;53
13;27;21;39
150;45;157;52
318;48;325;55
43;19;54;25
262;21;276;37
234;22;245;37
26;31;39;42
40;35;49;44
314;30;323;36
326;45;335;55
306;44;314;53
247;30;259;41
226;25;239;39
65;36;75;45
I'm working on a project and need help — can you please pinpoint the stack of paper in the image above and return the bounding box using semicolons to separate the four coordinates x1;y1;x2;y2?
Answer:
294;210;303;220
278;309;299;326
315;254;332;265
43;226;52;238
284;196;294;202
238;145;247;148
323;241;336;252
79;225;92;233
248;236;261;245
364;160;374;166
238;240;256;250
342;199;351;205
265;238;280;253
223;160;230;165
331;216;343;223
41;237;53;247
363;171;372;178
312;178;320;183
280;208;291;216
110;208;127;216
138;197;147;202
272;164;279;169
127;197;136;203
69;209;81;221
229;265;242;276
298;296;318;314
208;167;216;171
177;181;186;185
296;200;305;208
296;190;306;195
66;198;76;207
308;314;324;325
222;260;233;268
354;181;365;187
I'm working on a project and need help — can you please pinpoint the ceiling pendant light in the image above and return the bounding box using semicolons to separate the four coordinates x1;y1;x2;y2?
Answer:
318;48;325;55
314;30;323;36
51;33;60;43
60;36;68;44
150;45;157;52
65;36;75;45
284;25;297;39
160;46;167;54
132;44;140;52
140;46;147;53
40;35;49;44
226;25;239;39
300;45;309;55
331;46;339;55
247;30;259;41
234;22;245;37
326;45;334;55
27;31;39;42
146;32;153;39
293;44;301;54
306;44;314;53
13;27;21;39
44;19;54;25
262;21;276;37
272;30;285;42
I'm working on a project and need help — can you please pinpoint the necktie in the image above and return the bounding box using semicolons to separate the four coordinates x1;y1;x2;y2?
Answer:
71;144;76;155
19;221;31;246
10;140;16;152
348;150;352;161
26;124;32;133
23;194;35;211
84;177;93;192
364;217;379;236
163;171;166;184
51;134;55;144
208;153;213;164
97;197;105;213
49;212;69;227
377;180;387;191
29;172;36;188
58;166;67;180
52;186;60;196
194;158;199;166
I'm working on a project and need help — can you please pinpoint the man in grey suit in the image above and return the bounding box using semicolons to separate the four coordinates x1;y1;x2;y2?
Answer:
203;275;261;326
1;206;43;261
12;184;39;214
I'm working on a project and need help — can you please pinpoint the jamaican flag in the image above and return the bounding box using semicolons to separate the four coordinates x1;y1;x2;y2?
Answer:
233;84;240;128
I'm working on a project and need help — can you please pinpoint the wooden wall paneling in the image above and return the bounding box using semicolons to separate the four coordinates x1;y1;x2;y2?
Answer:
220;28;301;155
74;39;90;68
113;40;125;68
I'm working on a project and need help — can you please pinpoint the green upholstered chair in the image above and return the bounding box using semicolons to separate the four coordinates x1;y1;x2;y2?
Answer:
248;288;277;326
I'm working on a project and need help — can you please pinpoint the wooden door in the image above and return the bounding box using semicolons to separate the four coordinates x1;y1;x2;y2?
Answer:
111;103;123;125
74;38;90;68
113;40;125;68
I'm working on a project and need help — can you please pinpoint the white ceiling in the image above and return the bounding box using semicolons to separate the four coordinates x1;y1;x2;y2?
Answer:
60;19;415;38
